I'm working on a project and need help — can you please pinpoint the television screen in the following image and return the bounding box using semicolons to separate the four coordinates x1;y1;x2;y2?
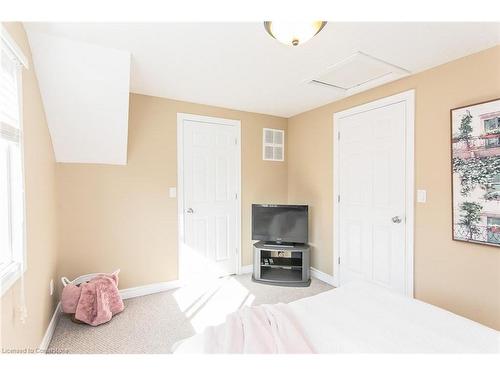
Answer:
252;204;308;244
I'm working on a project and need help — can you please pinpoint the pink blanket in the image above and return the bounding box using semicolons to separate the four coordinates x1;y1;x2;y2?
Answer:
174;303;314;354
61;273;124;326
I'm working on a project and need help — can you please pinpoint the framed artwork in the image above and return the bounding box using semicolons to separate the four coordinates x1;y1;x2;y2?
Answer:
451;98;500;247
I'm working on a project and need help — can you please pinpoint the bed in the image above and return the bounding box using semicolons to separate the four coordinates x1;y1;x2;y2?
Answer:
173;281;499;353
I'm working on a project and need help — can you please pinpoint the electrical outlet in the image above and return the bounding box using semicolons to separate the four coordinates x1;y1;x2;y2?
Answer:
49;279;54;296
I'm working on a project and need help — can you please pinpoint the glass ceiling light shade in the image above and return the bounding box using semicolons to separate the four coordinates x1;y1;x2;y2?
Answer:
264;21;327;46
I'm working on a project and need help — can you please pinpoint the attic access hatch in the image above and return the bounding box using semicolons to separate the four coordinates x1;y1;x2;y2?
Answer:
309;52;410;95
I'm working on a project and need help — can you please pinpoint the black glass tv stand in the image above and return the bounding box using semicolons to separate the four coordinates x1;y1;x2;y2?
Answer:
252;241;310;287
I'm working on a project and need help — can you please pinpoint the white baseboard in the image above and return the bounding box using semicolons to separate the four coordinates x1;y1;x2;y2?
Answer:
39;270;334;350
39;302;62;353
39;280;181;352
119;280;182;300
310;267;336;286
239;265;253;274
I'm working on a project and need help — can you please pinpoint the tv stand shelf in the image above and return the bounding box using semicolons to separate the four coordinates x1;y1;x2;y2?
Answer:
261;257;303;268
252;241;310;287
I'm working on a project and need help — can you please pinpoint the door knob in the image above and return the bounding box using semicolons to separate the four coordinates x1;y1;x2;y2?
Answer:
391;216;402;224
186;208;194;214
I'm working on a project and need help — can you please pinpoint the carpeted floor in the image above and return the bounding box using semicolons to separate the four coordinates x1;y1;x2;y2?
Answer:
48;274;333;354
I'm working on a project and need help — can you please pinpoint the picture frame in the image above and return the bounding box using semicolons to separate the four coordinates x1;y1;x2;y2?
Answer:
451;98;500;247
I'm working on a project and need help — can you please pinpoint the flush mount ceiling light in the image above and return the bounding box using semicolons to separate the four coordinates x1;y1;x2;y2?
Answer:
264;21;327;47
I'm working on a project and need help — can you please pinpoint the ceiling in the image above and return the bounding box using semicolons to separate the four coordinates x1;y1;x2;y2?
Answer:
25;22;500;118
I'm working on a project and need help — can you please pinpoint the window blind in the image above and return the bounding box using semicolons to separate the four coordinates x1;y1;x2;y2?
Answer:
0;29;25;298
1;42;21;143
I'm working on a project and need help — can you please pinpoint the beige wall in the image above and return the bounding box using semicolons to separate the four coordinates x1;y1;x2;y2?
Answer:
0;23;59;350
2;23;497;349
288;45;500;330
56;94;287;289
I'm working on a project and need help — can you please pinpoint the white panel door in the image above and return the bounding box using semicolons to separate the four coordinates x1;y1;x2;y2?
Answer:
181;118;239;280
338;102;407;295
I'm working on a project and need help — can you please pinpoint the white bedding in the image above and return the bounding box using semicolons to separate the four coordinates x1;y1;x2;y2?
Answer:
173;303;314;354
173;281;499;353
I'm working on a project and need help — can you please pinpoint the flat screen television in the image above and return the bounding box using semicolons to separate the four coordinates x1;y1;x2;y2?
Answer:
252;204;308;244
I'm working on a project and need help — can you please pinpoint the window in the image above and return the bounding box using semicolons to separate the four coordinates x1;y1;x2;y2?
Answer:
485;173;500;200
1;28;27;295
484;117;500;133
263;128;285;161
485;137;500;148
484;117;500;149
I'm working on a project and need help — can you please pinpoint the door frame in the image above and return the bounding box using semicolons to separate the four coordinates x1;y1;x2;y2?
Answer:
332;90;415;297
176;113;242;281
